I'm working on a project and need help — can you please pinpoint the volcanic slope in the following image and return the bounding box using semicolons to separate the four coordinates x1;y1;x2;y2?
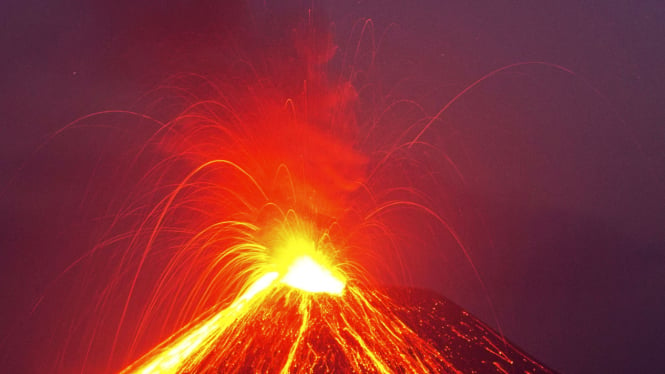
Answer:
122;283;555;373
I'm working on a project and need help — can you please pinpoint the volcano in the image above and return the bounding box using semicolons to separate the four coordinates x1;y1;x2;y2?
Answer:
120;271;554;373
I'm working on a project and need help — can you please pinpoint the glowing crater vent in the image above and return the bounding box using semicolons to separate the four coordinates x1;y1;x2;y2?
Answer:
281;256;345;295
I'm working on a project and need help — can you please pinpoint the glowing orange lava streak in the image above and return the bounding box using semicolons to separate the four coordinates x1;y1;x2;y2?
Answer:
280;298;310;374
118;242;448;373
119;272;279;374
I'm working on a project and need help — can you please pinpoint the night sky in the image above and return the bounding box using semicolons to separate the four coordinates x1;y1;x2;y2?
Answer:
1;1;664;373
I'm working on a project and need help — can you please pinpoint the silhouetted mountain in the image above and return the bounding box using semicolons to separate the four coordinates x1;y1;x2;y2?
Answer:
391;287;555;373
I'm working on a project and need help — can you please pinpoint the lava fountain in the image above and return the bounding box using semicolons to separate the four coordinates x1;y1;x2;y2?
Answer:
22;6;555;374
119;224;448;373
100;13;452;372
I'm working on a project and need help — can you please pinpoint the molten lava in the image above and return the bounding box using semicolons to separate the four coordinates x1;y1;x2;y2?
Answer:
119;241;449;373
281;256;345;295
103;14;453;372
33;7;555;374
119;257;554;373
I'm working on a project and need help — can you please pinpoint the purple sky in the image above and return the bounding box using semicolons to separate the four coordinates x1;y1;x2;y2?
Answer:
1;1;664;373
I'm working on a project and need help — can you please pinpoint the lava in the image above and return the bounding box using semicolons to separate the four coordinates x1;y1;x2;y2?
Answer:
116;206;452;373
88;12;454;372
80;12;453;372
119;250;449;373
280;256;345;295
28;6;556;374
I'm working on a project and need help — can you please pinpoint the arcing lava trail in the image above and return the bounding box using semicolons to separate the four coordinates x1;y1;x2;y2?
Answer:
39;8;555;374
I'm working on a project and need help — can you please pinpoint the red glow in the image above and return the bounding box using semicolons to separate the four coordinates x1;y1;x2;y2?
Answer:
38;7;477;374
105;13;457;371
